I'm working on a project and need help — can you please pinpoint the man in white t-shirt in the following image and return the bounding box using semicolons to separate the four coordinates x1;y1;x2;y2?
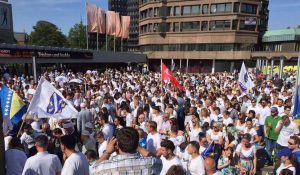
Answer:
257;99;270;137
60;135;90;175
22;135;62;175
275;115;300;147
95;132;107;158
98;114;114;140
187;141;205;175
160;140;182;175
146;121;162;155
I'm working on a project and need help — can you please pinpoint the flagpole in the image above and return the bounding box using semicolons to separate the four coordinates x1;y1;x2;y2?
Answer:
96;7;99;51
114;11;116;52
296;51;300;86
86;2;89;50
0;100;5;175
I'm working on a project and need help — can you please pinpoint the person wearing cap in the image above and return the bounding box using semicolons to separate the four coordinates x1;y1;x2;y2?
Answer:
77;102;93;135
264;106;281;163
84;122;95;139
81;130;96;154
275;148;296;175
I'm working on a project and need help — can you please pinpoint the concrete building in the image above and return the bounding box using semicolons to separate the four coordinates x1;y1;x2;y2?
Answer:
139;0;269;72
0;0;14;43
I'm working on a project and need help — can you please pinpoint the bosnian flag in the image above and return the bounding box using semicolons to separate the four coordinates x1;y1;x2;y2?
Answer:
238;62;254;93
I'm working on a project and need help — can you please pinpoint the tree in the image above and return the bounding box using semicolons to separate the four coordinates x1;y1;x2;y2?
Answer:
68;20;87;49
30;21;69;47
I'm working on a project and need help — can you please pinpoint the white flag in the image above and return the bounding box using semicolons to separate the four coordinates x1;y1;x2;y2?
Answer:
171;59;175;71
238;62;254;92
27;77;78;119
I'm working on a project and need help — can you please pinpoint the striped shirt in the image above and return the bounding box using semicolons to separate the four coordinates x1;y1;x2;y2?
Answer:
91;153;161;175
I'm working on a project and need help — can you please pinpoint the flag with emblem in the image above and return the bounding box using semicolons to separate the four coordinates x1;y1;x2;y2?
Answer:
238;62;254;93
27;77;78;119
161;63;184;91
0;86;27;124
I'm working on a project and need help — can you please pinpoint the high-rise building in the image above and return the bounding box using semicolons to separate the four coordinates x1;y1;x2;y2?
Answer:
109;0;128;16
109;0;140;52
139;0;269;72
127;0;139;51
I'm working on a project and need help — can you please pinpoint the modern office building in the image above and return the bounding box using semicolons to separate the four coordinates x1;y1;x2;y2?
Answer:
109;0;128;16
127;0;140;51
109;0;140;52
139;0;270;72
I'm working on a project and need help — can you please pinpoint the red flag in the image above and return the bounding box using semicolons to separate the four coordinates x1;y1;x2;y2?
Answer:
97;8;106;34
161;63;184;91
86;3;97;33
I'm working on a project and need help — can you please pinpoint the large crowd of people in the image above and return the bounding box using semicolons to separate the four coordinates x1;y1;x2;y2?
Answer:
2;67;300;175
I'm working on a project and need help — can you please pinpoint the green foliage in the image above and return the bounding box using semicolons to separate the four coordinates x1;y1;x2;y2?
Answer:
68;20;87;49
29;21;69;47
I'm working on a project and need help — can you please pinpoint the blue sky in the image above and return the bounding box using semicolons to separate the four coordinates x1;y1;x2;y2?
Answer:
10;0;300;35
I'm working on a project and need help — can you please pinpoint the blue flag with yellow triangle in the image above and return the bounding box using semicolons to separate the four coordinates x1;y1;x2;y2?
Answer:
293;85;300;125
0;86;27;124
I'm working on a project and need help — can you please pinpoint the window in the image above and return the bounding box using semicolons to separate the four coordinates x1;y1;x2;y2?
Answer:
167;7;172;16
209;20;231;30
191;5;200;15
148;23;153;32
202;4;209;14
183;6;191;15
232;20;238;30
153;23;159;32
239;20;256;31
217;4;225;13
174;6;181;16
154;7;159;17
173;22;180;32
241;4;257;14
211;3;232;13
210;4;217;13
181;21;200;31
201;21;208;31
234;2;240;12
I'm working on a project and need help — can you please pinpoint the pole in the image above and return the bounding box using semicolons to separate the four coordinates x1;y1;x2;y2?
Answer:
106;34;108;51
296;52;300;86
270;59;274;79
114;36;116;52
33;56;37;83
179;59;182;69
86;2;89;49
114;11;116;52
96;8;99;51
279;56;284;79
0;100;5;175
265;59;269;78
212;59;215;73
186;59;189;74
121;39;123;52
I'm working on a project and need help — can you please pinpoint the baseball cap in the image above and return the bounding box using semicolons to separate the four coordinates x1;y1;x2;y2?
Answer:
270;107;278;113
276;148;292;157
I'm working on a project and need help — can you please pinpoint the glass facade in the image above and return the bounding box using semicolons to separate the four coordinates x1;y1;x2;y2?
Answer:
211;3;232;14
141;43;244;52
241;3;257;14
181;21;200;31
